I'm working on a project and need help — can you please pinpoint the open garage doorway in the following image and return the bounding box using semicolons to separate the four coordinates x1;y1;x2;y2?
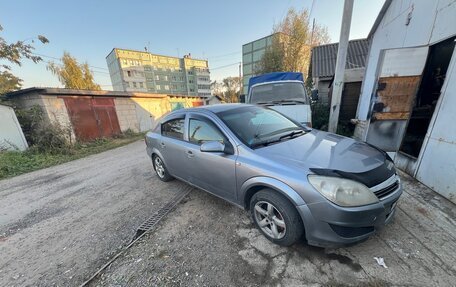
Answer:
399;37;456;158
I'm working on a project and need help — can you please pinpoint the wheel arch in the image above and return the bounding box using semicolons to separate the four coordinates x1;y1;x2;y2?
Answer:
150;148;166;170
240;177;306;210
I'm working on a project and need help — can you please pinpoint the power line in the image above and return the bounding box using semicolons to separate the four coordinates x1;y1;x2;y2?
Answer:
208;56;242;64
37;59;112;76
210;62;240;70
32;53;110;71
206;51;241;59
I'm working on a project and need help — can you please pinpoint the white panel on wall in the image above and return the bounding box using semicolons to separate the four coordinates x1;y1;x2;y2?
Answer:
380;47;429;77
430;0;456;44
0;105;28;151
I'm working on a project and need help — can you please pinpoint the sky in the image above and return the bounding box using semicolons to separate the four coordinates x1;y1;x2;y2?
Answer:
1;0;384;90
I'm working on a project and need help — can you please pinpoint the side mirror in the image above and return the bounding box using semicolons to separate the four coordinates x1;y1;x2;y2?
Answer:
239;94;246;103
200;141;225;153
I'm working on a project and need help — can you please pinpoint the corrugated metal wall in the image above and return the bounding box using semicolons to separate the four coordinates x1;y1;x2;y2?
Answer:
63;97;121;141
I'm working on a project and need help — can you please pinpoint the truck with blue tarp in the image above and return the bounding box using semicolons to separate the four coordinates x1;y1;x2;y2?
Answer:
246;72;312;127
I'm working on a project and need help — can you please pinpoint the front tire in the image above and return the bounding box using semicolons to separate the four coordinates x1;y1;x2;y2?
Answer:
152;155;173;182
250;189;304;246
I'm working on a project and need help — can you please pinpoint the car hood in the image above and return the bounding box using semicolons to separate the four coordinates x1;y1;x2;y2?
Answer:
254;130;387;174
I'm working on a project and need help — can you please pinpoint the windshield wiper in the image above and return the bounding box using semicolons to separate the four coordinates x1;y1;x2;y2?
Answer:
279;130;305;140
251;138;282;148
251;130;305;148
272;99;307;104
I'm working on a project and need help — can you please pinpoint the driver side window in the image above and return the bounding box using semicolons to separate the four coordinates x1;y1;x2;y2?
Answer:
188;118;226;145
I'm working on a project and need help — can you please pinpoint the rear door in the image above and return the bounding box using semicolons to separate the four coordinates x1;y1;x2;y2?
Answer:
159;115;187;178
183;114;237;201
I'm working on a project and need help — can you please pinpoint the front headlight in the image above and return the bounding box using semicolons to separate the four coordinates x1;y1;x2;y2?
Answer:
308;175;379;207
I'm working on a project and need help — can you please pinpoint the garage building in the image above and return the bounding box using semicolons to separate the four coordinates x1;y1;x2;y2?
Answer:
6;88;204;142
353;0;456;204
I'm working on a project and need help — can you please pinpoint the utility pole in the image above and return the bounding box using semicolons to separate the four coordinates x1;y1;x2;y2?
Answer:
328;0;354;133
239;62;242;98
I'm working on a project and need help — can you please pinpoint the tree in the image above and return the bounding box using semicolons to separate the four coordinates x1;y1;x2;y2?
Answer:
0;24;49;95
210;80;224;97
47;52;101;90
222;77;241;103
210;77;241;103
255;8;330;80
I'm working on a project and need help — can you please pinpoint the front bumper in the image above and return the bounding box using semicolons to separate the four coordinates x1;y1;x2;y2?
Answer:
297;182;402;248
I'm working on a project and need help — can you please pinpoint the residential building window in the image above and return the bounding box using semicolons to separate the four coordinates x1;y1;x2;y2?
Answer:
164;85;169;90
156;84;161;90
164;75;168;81
133;82;137;88
139;82;144;88
127;71;131;77
190;88;194;92
189;79;194;84
155;75;159;80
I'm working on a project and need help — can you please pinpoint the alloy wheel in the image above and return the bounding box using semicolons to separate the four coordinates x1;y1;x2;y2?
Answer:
254;201;286;239
154;157;165;178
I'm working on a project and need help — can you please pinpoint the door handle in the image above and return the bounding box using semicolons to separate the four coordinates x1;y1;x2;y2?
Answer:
186;150;194;158
160;142;166;148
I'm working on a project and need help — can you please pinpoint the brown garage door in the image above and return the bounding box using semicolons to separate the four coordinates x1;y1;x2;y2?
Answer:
64;97;121;141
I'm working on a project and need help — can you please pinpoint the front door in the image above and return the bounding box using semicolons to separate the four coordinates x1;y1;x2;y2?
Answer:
184;115;237;201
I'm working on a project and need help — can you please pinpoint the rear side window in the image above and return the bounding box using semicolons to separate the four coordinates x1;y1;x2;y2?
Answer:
188;118;226;145
162;118;185;140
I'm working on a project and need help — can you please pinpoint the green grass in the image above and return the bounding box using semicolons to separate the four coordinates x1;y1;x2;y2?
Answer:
0;133;145;180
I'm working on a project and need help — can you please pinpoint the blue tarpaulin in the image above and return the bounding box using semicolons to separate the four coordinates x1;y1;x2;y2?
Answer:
248;72;304;93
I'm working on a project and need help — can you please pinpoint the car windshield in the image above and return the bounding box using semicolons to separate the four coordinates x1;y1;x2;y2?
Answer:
216;106;305;148
249;82;308;104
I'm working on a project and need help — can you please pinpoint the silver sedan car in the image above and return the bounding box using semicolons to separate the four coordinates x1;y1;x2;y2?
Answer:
145;104;402;247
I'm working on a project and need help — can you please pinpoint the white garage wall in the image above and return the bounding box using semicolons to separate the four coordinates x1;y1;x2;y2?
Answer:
355;0;456;203
357;0;456;122
0;105;28;151
415;48;456;204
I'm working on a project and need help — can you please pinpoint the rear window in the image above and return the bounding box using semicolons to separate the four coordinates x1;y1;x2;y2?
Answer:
161;118;185;140
250;82;308;104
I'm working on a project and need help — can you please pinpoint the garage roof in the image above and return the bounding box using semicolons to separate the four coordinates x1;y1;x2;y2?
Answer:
311;38;369;78
5;87;205;99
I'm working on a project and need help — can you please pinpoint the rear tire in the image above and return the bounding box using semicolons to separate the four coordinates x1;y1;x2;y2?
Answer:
250;189;303;246
152;155;173;182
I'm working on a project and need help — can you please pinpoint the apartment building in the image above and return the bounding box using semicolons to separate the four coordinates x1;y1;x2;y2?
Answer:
106;48;211;97
242;33;283;94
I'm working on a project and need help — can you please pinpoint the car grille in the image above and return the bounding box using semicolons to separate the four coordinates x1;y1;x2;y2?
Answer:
374;180;399;199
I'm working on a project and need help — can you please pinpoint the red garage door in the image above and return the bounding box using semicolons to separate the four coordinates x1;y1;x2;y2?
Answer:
63;97;121;141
